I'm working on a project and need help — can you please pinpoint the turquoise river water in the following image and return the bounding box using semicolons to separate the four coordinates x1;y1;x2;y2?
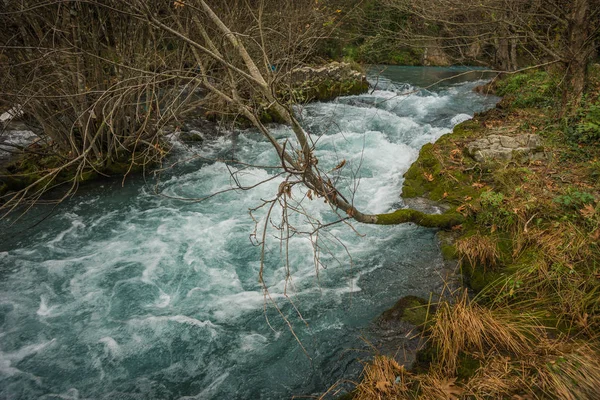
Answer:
0;67;498;399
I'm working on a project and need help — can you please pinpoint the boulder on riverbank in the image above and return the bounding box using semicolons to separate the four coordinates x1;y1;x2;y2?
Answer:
466;133;544;163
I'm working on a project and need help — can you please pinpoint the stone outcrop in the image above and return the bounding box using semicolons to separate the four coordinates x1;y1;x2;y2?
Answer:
466;134;544;163
279;62;369;103
422;40;452;66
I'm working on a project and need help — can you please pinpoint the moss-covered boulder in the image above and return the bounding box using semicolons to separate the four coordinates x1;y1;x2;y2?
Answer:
379;295;432;328
277;62;369;104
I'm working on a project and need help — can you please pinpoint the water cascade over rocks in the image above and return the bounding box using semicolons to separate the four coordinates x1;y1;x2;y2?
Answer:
0;67;498;399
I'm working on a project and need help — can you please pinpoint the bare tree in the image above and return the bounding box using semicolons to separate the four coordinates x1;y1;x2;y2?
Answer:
375;0;599;108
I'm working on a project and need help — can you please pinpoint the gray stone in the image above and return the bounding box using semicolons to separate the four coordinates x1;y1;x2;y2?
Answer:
403;197;451;214
467;133;544;163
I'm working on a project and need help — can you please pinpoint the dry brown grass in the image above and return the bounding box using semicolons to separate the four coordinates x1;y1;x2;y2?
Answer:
462;342;600;400
455;235;500;271
513;225;596;270
353;356;468;400
534;343;600;400
352;292;600;400
486;223;600;332
353;356;411;399
428;290;539;374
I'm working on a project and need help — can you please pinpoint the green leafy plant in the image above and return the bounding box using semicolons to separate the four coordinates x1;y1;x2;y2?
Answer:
553;190;596;210
477;191;516;229
495;71;559;109
566;97;600;144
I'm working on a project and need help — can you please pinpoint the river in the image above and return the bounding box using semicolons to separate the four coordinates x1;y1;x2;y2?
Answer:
0;66;498;399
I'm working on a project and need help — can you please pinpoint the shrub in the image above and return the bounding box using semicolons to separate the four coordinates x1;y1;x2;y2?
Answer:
495;71;559;109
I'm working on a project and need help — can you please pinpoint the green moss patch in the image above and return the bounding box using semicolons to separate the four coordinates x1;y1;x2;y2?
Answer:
379;295;432;327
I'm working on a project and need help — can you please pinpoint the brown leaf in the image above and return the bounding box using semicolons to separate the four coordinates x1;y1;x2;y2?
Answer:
464;196;472;201
439;377;464;399
307;190;313;200
443;192;448;199
580;204;596;219
375;380;390;392
450;148;462;161
472;182;485;189
423;172;434;182
334;159;346;170
278;182;292;198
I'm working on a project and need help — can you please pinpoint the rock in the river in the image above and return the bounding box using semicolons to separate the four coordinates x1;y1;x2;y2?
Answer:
280;62;369;103
466;134;544;163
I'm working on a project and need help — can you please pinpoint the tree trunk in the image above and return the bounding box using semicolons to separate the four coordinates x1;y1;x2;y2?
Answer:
562;0;592;111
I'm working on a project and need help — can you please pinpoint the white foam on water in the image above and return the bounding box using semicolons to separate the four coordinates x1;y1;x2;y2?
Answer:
98;337;122;360
128;315;219;334
0;340;56;377
179;372;231;400
451;113;473;125
36;295;59;317
0;67;500;399
239;332;269;352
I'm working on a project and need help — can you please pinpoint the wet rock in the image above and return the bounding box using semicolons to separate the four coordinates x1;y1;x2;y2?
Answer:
282;62;369;103
466;134;544;163
378;296;431;328
403;197;451;214
178;130;204;143
369;296;433;368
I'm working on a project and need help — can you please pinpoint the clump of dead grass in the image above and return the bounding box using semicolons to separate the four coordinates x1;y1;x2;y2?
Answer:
489;222;600;332
353;356;467;400
455;234;500;270
463;342;600;400
353;356;411;399
352;291;600;400
428;290;538;374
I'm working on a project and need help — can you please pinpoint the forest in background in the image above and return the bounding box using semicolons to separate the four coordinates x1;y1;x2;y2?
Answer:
1;0;598;210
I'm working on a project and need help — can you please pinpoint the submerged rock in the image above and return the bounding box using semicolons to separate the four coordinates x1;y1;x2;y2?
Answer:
466;133;544;163
368;296;433;368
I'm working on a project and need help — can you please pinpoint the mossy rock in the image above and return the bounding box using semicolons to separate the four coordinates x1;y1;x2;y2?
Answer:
78;170;99;182
452;119;483;138
334;392;355;400
437;231;460;261
379;295;432;327
440;244;458;261
456;352;481;381
179;131;204;143
412;342;439;373
402;142;479;205
462;263;503;293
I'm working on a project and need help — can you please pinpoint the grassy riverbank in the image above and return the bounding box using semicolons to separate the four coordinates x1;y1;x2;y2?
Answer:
349;66;600;399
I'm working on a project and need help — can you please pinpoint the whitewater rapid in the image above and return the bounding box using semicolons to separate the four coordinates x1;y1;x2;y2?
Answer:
0;67;498;399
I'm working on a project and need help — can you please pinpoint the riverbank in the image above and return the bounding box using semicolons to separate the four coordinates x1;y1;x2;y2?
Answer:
0;62;368;206
349;67;600;398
